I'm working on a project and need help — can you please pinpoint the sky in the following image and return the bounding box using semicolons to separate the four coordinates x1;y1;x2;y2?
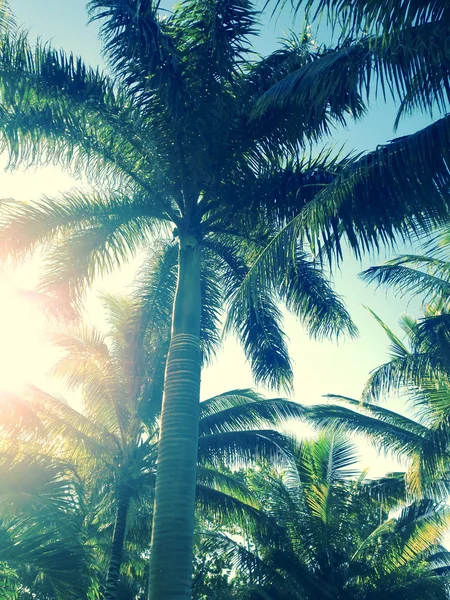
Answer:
2;0;440;474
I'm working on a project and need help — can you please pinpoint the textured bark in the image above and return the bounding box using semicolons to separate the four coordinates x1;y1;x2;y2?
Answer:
147;236;202;600
104;485;131;600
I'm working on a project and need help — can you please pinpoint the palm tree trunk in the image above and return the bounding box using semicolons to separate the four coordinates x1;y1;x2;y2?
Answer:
148;233;202;600
104;484;131;600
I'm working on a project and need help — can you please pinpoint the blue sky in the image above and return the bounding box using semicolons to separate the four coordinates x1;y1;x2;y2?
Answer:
6;0;439;469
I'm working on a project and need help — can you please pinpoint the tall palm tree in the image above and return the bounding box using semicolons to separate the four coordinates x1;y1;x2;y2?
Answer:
212;434;450;600
0;4;367;597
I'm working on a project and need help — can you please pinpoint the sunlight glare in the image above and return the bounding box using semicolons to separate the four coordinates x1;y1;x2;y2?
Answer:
0;274;56;392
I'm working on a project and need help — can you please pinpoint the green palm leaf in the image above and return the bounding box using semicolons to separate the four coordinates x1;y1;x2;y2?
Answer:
224;243;358;387
198;429;294;469
362;255;450;307
308;403;424;458
285;0;449;37
253;22;450;127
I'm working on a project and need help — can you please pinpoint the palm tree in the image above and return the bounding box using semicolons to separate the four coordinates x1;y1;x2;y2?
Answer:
2;2;449;595
212;434;450;600
307;274;450;499
0;451;93;600
0;4;369;596
339;224;450;405
5;293;310;599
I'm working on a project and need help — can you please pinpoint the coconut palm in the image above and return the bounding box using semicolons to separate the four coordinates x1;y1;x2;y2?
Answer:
0;4;370;597
359;308;450;404
211;434;450;600
356;223;450;401
16;383;307;600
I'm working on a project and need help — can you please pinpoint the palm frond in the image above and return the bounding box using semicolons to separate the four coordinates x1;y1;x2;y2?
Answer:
0;33;164;187
238;149;353;229
241;36;360;150
0;1;13;34
195;485;268;537
22;386;119;459
362;256;450;307
0;453;80;519
225;241;357;368
49;326;130;445
200;388;266;417
88;0;183;111
226;291;293;391
360;472;407;509
197;466;257;506
251;41;368;130
0;389;43;435
199;397;307;435
51;354;127;439
285;0;449;38
307;404;424;458
365;308;410;359
414;313;450;367
204;236;294;391
325;394;429;436
33;196;165;308
0;189;166;263
299;433;360;484
0;517;91;600
256;116;450;267
173;0;258;80
362;353;448;403
355;499;450;567
198;429;293;469
253;22;450;127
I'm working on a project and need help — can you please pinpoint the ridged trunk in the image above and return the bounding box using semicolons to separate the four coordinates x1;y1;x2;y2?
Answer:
103;485;131;600
147;235;202;600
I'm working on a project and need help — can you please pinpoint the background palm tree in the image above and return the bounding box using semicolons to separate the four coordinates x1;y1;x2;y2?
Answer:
355;227;450;408
0;292;311;599
307;230;450;497
211;434;450;600
302;225;450;501
310;392;450;500
0;452;93;600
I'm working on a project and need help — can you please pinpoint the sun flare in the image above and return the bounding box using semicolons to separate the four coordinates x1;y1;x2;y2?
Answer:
0;274;56;392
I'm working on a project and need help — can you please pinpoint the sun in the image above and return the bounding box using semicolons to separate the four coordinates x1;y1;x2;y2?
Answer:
0;272;58;392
